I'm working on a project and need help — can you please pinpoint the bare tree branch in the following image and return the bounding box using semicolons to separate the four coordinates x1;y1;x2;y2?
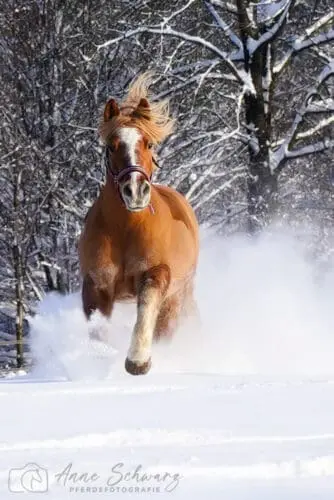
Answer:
204;0;243;53
96;27;247;86
271;60;334;170
285;139;334;160
275;12;334;74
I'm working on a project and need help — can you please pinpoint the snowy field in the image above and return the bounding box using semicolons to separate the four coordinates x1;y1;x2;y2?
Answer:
1;227;334;499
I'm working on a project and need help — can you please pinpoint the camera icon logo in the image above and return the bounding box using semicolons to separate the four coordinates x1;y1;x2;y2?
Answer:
8;463;48;493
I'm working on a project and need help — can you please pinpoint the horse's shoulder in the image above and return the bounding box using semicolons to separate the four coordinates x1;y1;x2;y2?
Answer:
79;202;115;275
83;204;94;223
154;184;198;233
83;197;100;222
81;201;109;246
154;184;186;206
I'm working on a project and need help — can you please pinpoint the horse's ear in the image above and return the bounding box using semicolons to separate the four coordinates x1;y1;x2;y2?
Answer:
139;98;150;110
133;98;151;120
104;98;120;121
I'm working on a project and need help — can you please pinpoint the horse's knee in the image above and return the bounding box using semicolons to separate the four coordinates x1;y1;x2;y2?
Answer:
138;264;171;303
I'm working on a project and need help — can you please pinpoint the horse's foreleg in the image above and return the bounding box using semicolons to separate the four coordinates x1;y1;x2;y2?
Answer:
82;274;115;342
125;264;170;375
82;274;114;318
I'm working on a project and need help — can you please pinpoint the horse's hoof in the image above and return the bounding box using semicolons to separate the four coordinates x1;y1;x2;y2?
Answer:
125;357;152;375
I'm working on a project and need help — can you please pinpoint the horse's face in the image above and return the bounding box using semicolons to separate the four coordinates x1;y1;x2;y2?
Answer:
103;98;155;213
106;127;154;212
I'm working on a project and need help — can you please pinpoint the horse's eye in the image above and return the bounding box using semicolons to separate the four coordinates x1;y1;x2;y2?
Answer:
108;145;115;153
148;142;153;149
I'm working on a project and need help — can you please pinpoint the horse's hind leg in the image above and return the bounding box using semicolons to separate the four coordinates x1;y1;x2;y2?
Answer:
182;279;200;324
153;293;182;341
125;264;170;376
154;282;199;341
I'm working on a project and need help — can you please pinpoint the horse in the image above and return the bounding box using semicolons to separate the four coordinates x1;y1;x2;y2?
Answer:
79;73;199;375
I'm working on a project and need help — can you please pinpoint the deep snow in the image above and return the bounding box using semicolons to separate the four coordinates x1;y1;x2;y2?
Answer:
1;226;334;499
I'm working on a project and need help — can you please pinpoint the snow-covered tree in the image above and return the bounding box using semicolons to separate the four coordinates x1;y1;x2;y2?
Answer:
0;0;333;367
96;0;334;230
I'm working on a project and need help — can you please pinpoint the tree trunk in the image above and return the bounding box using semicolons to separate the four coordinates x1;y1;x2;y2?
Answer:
245;44;277;233
245;87;278;233
236;0;279;233
13;242;24;368
13;156;25;368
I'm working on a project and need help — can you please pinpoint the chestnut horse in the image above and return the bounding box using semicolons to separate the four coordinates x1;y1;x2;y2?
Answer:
79;73;199;375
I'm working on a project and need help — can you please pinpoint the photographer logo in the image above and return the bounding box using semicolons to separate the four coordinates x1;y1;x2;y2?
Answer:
8;463;48;493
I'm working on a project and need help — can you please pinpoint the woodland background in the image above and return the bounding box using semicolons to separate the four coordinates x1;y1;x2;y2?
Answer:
0;0;333;367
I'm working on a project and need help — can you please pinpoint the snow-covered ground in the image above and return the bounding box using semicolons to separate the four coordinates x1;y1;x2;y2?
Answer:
2;373;334;499
1;227;334;499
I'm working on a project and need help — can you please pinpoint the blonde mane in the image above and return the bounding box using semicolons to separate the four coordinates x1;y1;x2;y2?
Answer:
99;72;175;144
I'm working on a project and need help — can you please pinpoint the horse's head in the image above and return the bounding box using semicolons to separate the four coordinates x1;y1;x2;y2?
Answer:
99;73;174;213
103;98;155;212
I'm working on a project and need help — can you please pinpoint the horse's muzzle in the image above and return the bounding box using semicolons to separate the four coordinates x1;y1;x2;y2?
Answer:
120;173;151;212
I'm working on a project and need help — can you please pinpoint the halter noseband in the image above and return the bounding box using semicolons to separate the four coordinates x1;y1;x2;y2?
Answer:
105;146;155;214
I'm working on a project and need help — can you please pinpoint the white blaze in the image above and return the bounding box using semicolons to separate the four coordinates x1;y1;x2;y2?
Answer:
118;127;140;166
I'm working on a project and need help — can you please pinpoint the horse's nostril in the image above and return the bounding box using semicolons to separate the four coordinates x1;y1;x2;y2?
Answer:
142;183;150;197
123;185;132;198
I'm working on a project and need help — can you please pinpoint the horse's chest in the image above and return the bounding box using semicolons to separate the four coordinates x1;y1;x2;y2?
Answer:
114;255;151;302
123;237;162;275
